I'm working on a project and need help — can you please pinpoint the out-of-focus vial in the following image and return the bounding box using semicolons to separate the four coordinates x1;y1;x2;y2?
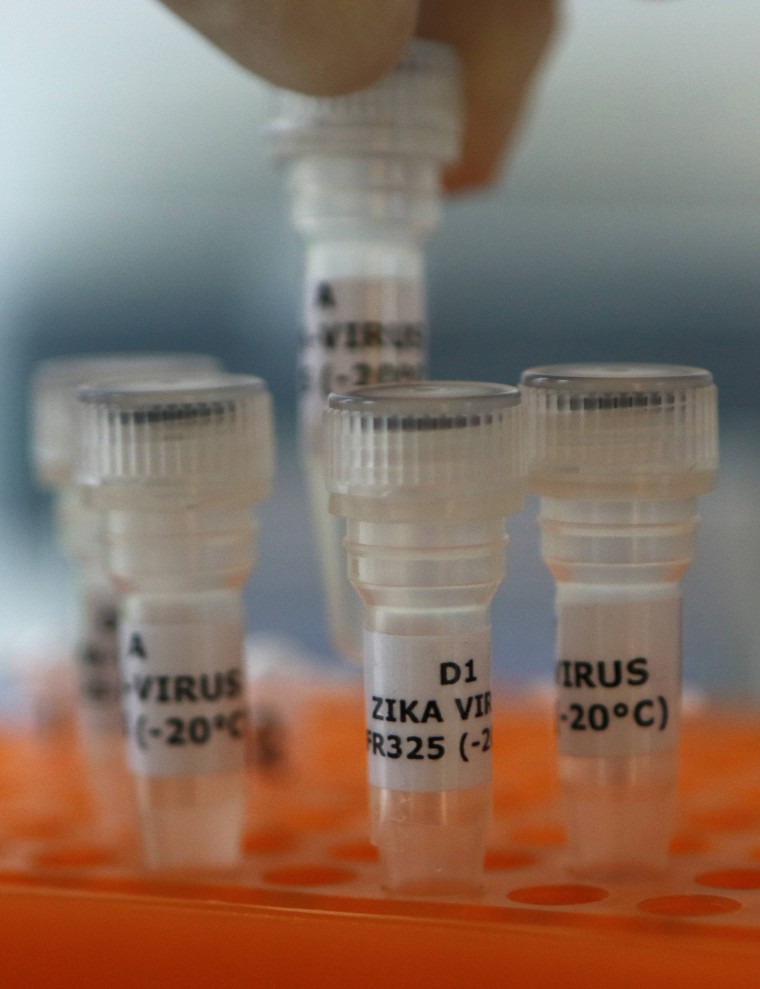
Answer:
521;364;718;878
326;382;524;895
269;40;463;661
30;352;220;828
77;373;274;870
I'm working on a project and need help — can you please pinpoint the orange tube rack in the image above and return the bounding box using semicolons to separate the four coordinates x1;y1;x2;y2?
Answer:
1;684;760;987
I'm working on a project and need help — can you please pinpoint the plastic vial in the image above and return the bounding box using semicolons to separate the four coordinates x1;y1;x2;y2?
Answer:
30;353;220;827
326;382;523;894
270;40;463;661
520;364;718;878
76;374;274;870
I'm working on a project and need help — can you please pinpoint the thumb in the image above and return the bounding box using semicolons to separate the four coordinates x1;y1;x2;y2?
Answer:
158;0;420;96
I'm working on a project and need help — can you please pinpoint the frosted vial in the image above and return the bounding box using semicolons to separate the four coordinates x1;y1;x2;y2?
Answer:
270;40;463;661
30;352;220;828
521;364;718;878
77;374;274;869
326;382;523;894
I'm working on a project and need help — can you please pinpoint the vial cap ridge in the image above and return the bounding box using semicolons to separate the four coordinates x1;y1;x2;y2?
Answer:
326;381;523;522
269;39;462;163
76;374;274;505
30;353;220;487
520;363;718;499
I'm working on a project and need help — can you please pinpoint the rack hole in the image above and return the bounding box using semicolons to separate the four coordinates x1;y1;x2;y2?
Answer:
696;868;760;890
669;833;711;855
638;894;741;917
328;841;378;864
263;864;357;887
508;884;608;906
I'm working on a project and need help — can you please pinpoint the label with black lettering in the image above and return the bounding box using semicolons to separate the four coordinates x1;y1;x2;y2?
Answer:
554;595;680;757
77;587;123;736
299;277;427;435
364;631;492;792
120;623;247;777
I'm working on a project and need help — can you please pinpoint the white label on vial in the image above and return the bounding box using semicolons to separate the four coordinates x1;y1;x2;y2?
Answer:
555;596;681;758
364;631;492;792
299;277;427;433
77;587;123;736
120;623;247;777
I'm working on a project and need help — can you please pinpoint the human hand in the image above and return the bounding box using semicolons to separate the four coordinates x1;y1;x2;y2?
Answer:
157;0;556;191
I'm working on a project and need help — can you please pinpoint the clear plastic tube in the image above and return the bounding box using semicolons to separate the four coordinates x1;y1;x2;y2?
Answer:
29;352;220;828
354;517;503;894
120;584;250;869
270;40;462;661
521;363;718;878
300;227;430;661
76;374;274;869
326;382;523;894
543;497;695;876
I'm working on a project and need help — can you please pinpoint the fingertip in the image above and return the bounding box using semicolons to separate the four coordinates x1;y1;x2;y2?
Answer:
159;0;420;97
418;0;558;194
294;18;418;97
441;160;499;195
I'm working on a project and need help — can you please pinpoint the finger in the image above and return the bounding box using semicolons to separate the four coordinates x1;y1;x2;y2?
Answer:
417;0;557;191
158;0;420;95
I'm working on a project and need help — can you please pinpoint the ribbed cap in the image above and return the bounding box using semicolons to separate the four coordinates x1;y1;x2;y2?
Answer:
269;39;462;163
521;364;718;499
31;353;221;487
326;382;523;522
77;374;274;508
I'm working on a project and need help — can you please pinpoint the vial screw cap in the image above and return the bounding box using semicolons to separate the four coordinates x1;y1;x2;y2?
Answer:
326;382;524;522
31;353;220;489
77;374;274;508
520;363;718;500
269;39;462;163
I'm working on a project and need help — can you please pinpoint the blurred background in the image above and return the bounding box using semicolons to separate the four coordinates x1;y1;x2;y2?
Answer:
1;0;758;694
